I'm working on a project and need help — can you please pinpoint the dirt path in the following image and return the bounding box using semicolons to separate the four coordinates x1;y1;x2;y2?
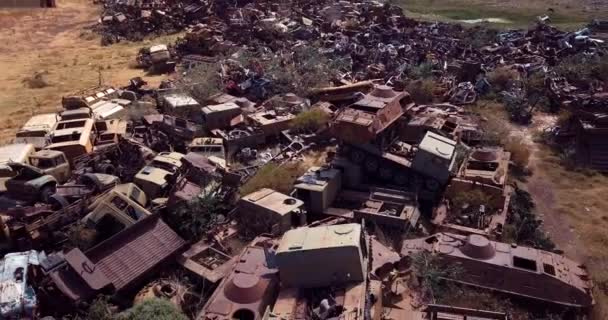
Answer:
521;115;585;260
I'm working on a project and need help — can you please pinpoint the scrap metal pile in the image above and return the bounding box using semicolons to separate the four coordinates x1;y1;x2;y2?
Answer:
0;1;605;319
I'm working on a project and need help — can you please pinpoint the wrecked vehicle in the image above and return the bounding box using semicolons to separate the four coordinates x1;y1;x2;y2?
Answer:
45;119;96;164
332;85;466;196
187;137;226;160
5;162;57;203
0;143;36;192
83;183;151;241
134;152;185;199
14;113;60;150
28;150;71;184
401;233;594;308
0;250;42;319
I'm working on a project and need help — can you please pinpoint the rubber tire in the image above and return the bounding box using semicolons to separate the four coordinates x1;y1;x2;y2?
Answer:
40;185;56;203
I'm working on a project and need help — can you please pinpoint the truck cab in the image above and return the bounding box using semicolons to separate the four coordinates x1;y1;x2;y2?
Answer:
4;162;57;203
0;143;36;192
187;137;225;159
83;183;151;243
134;152;185;199
411;131;459;188
14;113;60;149
28;150;71;184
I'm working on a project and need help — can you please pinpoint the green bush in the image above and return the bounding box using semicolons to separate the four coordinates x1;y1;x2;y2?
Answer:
169;182;226;241
290;109;330;133
118;298;187;320
504;138;531;169
239;163;306;196
406;79;435;104
487;67;518;92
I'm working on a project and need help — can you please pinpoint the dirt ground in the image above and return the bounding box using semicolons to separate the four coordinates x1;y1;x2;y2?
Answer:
508;114;608;319
0;0;171;143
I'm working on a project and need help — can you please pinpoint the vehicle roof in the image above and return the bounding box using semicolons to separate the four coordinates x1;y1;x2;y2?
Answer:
149;44;168;53
20;113;58;132
0;251;40;316
189;137;223;146
202;102;240;114
135;166;172;185
277;223;361;254
31;149;64;158
154;152;184;166
418;131;456;160
0;143;35;164
241;188;303;216
90;100;124;119
60;108;92;116
163;94;199;108
294;166;341;192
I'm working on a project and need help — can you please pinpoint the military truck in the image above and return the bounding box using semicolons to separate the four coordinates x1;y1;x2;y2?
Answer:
134;152;185;199
332;85;466;193
0;143;36;192
28;150;71;184
187;137;226;159
15;113;60;149
83;183;151;243
4;162;57;203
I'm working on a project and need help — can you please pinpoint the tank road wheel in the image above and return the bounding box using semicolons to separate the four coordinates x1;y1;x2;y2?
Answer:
365;158;379;172
350;149;365;164
394;171;409;186
379;167;392;180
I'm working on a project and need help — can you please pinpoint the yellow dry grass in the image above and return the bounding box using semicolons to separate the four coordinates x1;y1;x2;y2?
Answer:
0;0;174;143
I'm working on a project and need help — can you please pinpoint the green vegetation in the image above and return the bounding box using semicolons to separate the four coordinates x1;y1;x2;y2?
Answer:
487;67;519;93
554;54;608;89
86;296;114;320
239;163;306;196
411;251;463;301
503;187;556;251
504;137;531;169
118;299;188;320
450;188;500;212
168;182;227;241
406;79;436;104
394;0;595;29
290;109;330;133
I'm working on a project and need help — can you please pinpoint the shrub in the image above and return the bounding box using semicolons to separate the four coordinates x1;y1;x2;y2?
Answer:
169;182;226;241
411;251;462;301
406;79;435;104
407;62;433;79
118;298;187;320
239;162;306;196
450;188;499;212
87;296;114;320
22;71;50;89
290;109;330;133
504;138;531;169
487;67;518;92
176;63;222;101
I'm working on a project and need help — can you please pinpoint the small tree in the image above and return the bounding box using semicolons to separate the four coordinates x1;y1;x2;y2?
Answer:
118;298;188;320
168;182;226;241
290;109;330;133
411;251;463;302
239;162;306;196
176;63;222;101
87;296;114;320
406;79;435;104
487;67;519;93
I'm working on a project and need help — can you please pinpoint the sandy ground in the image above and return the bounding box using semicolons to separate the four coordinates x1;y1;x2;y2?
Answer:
0;0;168;143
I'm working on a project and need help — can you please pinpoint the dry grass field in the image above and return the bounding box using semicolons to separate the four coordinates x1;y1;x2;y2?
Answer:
0;0;173;143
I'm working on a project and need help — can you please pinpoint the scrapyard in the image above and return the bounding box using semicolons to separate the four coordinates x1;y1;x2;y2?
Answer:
1;0;607;319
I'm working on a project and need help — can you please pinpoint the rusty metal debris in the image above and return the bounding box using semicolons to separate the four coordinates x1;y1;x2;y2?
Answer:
3;1;607;319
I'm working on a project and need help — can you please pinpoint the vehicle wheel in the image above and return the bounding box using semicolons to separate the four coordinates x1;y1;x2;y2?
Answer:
365;158;379;172
379;167;392;180
97;164;115;175
40;185;56;203
350;149;365;164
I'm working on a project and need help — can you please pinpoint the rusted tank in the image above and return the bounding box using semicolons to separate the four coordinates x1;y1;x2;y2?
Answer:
401;233;594;308
332;85;466;195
